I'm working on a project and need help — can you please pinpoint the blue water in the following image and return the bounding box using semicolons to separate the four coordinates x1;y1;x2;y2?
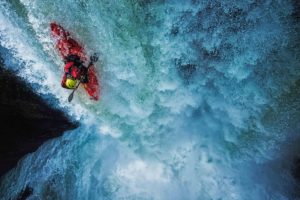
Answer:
0;0;300;199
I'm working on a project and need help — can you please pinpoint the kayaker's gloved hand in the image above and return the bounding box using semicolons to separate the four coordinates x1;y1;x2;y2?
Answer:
81;74;89;83
90;53;99;63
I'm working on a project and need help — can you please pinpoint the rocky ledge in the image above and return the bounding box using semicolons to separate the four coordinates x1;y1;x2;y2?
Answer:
0;66;77;178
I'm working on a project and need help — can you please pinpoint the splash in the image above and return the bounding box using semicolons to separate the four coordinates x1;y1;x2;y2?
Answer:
1;0;300;199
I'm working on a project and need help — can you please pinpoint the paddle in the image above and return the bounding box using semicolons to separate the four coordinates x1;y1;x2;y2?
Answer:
68;54;99;102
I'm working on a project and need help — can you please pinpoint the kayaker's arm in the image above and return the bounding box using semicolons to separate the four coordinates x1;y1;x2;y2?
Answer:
80;53;99;75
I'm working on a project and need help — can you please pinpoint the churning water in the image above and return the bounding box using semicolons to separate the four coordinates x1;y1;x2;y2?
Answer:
0;0;300;199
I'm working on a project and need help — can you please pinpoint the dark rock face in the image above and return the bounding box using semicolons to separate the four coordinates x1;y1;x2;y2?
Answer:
0;66;78;178
15;185;33;200
293;157;300;182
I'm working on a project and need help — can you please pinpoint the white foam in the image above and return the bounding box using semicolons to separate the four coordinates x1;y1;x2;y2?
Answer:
99;125;122;138
0;0;298;199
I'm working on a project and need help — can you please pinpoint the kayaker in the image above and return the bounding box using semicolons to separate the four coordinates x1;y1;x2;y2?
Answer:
61;55;89;89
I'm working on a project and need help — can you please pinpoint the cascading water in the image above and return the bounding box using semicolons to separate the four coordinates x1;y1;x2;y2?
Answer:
0;0;300;199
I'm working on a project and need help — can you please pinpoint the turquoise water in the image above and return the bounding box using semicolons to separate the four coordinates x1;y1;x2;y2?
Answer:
0;0;300;199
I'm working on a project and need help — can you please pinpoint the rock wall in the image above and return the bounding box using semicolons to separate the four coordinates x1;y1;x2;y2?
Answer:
0;65;77;178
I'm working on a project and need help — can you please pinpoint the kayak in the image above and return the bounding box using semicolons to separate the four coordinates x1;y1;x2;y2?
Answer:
50;22;100;101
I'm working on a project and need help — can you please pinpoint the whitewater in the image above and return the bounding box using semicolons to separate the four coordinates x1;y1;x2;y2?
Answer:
0;0;300;199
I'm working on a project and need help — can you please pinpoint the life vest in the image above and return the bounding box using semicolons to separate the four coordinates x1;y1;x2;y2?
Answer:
64;62;81;79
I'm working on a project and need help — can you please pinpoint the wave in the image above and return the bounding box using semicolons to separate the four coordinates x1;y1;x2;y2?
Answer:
1;0;300;199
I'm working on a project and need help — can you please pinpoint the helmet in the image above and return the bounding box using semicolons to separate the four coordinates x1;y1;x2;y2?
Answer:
66;78;78;89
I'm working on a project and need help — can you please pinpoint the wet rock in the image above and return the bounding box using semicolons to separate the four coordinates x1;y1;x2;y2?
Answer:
15;185;33;200
0;66;78;178
292;157;300;183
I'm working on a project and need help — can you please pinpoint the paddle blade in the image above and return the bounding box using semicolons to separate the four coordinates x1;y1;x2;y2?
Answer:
68;91;74;102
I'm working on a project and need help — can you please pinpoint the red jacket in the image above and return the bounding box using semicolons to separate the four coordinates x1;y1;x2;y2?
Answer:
61;62;82;88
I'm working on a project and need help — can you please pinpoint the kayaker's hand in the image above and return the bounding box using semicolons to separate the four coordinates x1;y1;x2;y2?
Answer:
90;53;99;63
